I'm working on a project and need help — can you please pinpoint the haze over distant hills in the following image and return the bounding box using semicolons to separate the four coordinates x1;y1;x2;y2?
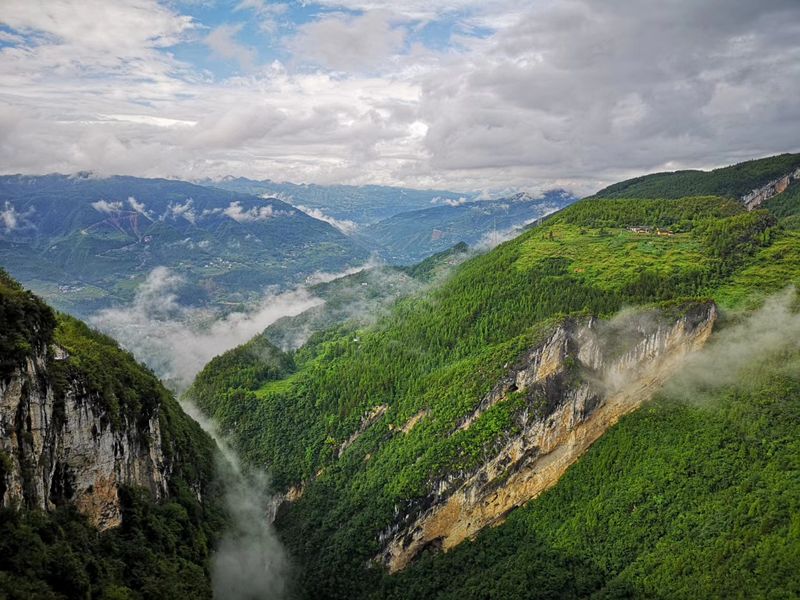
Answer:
0;174;372;316
363;191;575;263
0;173;573;319
203;177;474;226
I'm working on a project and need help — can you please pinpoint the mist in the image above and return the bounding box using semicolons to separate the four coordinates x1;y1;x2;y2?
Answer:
89;266;324;392
182;399;289;600
667;288;800;400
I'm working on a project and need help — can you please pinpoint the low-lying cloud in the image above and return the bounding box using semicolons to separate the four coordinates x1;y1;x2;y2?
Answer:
224;200;293;223
1;201;34;232
180;400;288;600
90;266;323;392
295;204;358;234
164;199;197;224
666;288;800;400
91;199;123;214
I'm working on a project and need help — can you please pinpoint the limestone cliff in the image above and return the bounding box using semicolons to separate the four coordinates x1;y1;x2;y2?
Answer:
0;345;169;530
376;301;717;572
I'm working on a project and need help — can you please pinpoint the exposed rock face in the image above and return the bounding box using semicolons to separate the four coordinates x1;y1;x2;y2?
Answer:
0;348;169;530
376;302;717;572
741;167;800;210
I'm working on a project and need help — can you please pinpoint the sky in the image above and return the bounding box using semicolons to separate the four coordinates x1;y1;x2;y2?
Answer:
0;0;799;195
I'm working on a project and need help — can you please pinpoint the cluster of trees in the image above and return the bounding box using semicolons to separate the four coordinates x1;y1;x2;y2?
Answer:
378;357;800;598
0;268;56;378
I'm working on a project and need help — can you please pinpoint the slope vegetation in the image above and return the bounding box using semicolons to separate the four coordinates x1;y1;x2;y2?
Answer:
188;154;800;598
0;269;225;599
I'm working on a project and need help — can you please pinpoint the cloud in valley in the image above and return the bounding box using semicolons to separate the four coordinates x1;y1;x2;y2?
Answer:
90;199;123;214
90;266;323;391
223;201;293;223
295;205;358;234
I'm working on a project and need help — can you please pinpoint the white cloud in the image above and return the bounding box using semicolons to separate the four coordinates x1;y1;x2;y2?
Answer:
223;201;292;223
1;201;35;232
128;196;152;219
204;23;257;70
90;266;323;391
166;199;197;224
91;199;123;214
0;0;798;195
295;205;358;234
288;11;407;72
234;0;289;33
431;196;468;207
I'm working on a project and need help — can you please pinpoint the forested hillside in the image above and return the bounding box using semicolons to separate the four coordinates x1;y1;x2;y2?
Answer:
594;153;800;200
0;269;225;598
187;154;800;599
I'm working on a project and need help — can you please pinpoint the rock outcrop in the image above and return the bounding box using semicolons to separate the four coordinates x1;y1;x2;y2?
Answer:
376;301;717;572
741;167;800;210
0;347;169;530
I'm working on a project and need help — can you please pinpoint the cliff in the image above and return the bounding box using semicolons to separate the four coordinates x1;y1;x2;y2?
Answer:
0;345;169;530
376;301;717;572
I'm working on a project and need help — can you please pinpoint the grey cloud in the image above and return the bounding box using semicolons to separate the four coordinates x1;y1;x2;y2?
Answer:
419;0;800;188
288;10;407;71
0;0;798;195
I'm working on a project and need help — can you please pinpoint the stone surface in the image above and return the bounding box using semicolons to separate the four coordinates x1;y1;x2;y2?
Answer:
0;350;169;530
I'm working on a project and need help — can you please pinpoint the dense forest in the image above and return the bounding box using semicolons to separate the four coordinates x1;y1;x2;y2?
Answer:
187;155;800;599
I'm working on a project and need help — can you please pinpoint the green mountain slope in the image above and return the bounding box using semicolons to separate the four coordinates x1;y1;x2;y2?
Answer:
593;153;800;200
0;269;225;598
186;154;800;599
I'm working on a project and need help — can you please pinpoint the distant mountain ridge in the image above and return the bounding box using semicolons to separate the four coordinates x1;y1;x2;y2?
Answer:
0;174;369;316
361;190;576;263
201;176;474;225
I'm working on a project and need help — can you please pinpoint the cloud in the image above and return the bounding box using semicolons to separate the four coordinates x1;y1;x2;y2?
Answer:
1;201;34;232
288;11;407;72
295;205;358;234
234;0;289;34
431;196;468;207
91;199;123;214
666;288;800;400
128;196;152;219
178;400;289;600
0;0;194;78
416;0;800;192
204;23;257;70
0;0;798;195
223;201;293;223
165;199;197;224
89;266;324;391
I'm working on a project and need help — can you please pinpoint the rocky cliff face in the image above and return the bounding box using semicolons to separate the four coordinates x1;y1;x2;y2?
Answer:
0;347;169;530
376;301;717;572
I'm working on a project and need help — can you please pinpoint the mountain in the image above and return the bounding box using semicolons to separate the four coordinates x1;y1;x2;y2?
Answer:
202;177;473;226
361;191;576;264
594;153;800;201
0;174;369;317
0;268;224;597
185;154;800;598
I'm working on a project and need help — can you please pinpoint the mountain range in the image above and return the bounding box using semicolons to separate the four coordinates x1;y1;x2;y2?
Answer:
2;153;800;598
